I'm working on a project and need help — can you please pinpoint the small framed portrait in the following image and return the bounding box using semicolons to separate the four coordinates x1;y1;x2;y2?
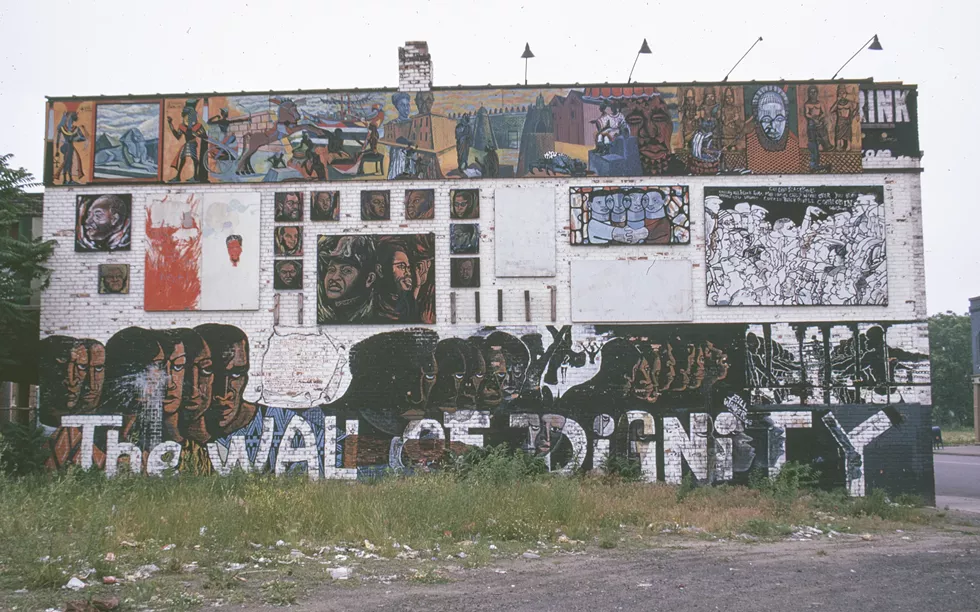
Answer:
450;223;480;254
274;226;303;256
404;189;435;220
274;259;303;290
76;194;132;252
311;191;340;221
450;189;479;219
451;257;480;288
275;192;303;222
361;190;390;220
98;263;130;294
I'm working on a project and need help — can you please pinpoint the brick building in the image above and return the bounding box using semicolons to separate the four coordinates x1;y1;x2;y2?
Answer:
36;42;932;499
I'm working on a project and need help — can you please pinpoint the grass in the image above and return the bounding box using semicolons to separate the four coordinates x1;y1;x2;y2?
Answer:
0;461;945;610
941;426;978;446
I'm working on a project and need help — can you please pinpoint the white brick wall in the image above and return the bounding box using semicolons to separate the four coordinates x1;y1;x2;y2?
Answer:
40;167;926;403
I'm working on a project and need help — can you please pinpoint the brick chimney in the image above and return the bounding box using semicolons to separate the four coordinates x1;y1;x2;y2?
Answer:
398;41;432;92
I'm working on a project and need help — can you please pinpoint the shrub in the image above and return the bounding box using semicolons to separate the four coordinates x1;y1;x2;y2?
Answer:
444;444;548;485
0;422;50;477
600;455;644;482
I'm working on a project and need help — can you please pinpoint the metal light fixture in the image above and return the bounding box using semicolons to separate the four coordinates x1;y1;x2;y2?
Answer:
627;39;652;84
521;43;535;85
722;36;763;82
832;34;883;79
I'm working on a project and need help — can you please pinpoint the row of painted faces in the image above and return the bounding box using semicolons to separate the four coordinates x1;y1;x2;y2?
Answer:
38;325;733;448
273;189;481;221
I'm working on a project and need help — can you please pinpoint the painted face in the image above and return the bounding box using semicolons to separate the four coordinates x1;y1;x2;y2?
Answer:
482;346;507;405
405;191;431;219
452;193;473;218
631;357;657;401
626;194;643;213
368;193;387;218
324;259;366;300
84;202;116;241
183;342;213;421
391;250;414;292
61;343;89;411
315;193;336;217
211;339;248;423
162;342;187;415
103;267;126;293
725;88;736;104
278;263;298;286
758;100;787;140
280;194;301;219
459;259;474;283
282;227;299;251
533;415;566;456
226;239;242;265
395;97;411;119
612;196;627;214
79;342;105;413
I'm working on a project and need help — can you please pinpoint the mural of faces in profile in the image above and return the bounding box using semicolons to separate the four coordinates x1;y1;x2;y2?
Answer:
450;224;480;254
450;189;479;219
311;191;340;221
451;257;480;287
361;190;390;220
274;226;303;256
404;189;435;220
75;194;132;252
98;264;129;294
274;259;303;290
274;192;303;222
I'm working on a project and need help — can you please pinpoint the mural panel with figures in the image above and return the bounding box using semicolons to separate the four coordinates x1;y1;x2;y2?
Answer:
570;186;690;245
144;192;260;311
704;186;887;306
317;234;435;324
37;322;932;500
45;82;913;186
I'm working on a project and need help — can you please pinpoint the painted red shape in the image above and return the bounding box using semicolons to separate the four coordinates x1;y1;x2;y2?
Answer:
144;196;202;311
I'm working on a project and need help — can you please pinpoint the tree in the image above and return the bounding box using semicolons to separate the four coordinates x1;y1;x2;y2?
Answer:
928;311;974;427
0;154;54;379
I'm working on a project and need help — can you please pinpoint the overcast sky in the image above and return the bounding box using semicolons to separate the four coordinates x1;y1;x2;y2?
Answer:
1;0;974;314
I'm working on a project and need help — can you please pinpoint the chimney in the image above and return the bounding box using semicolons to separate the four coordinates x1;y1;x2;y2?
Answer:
398;41;432;92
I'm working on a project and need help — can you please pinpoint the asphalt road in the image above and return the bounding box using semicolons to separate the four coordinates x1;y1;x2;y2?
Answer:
934;447;980;512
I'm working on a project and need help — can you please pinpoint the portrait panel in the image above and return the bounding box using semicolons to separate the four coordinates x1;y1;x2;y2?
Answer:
361;191;390;220
451;257;480;288
450;224;480;254
274;226;303;256
311;191;340;221
404;189;435;220
275;192;304;222
450;189;480;219
274;259;303;290
98;264;130;294
317;233;435;324
75;194;132;252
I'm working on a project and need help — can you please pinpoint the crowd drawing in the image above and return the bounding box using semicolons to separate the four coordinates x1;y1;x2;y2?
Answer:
37;322;930;492
705;186;887;306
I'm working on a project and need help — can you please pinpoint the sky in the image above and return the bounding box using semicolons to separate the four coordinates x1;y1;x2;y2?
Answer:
0;0;975;314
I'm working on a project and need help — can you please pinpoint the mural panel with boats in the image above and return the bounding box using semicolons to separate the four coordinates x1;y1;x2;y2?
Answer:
46;82;888;185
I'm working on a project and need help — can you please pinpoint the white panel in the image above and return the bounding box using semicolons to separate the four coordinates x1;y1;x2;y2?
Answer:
200;192;260;310
494;187;556;277
570;260;692;322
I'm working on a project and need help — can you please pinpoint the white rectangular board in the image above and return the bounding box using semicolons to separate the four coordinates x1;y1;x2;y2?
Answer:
494;187;556;277
570;259;692;322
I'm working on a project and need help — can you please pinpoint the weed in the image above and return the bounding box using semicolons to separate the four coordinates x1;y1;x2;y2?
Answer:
675;472;696;502
816;549;828;557
600;456;644;482
740;519;793;538
445;444;548;485
261;579;298;606
0;423;50;477
410;569;450;584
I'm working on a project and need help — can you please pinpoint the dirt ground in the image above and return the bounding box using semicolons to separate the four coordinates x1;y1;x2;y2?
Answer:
240;523;980;612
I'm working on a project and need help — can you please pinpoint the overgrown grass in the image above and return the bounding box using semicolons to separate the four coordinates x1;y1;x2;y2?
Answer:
0;457;942;609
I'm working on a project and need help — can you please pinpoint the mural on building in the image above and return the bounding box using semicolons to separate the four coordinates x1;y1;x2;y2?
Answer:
46;83;916;187
75;194;132;251
317;234;435;324
98;264;130;294
450;224;479;254
274;260;302;290
310;191;340;221
861;86;920;159
35;322;932;498
450;189;480;219
93;102;161;181
451;258;480;288
569;186;690;245
705;186;887;307
404;189;435;220
274;226;303;257
144;192;260;311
